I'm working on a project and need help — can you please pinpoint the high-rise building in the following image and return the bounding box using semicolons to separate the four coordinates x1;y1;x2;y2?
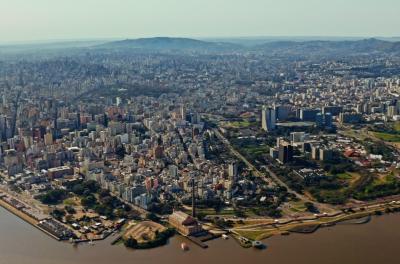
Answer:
116;97;122;106
228;162;238;179
311;145;320;160
278;142;293;164
300;108;320;122
290;132;308;144
322;106;343;116
387;105;398;117
180;105;186;120
339;112;363;124
324;113;333;127
319;148;333;161
316;112;333;128
169;165;178;178
261;106;276;131
191;112;200;124
274;105;290;121
316;113;324;127
44;132;53;146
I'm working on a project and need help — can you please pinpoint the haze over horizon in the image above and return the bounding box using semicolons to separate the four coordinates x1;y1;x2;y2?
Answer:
0;0;399;44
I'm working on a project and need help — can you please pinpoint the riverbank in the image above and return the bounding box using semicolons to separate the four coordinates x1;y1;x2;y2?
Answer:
0;198;64;241
0;198;39;226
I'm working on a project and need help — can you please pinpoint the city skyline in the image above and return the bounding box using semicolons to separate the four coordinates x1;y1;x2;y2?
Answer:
1;1;400;263
1;0;400;43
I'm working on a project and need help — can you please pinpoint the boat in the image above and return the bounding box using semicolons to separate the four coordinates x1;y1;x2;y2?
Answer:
88;240;95;246
252;240;264;249
222;234;229;240
181;242;189;251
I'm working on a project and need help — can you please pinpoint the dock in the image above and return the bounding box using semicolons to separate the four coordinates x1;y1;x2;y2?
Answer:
186;235;208;248
0;198;61;241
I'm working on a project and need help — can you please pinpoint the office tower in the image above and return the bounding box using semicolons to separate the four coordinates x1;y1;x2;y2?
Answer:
180;105;186;120
169;165;178;178
311;145;320;160
316;113;324;127
261;106;276;131
387;105;397;117
324;113;333;127
116;97;122;106
191;112;200;124
300;108;320;122
228;162;238;179
322;106;343;116
319;148;333;161
275;105;290;121
339;112;363;124
278;142;293;163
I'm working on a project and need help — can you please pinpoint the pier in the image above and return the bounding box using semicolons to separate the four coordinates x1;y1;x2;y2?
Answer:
186;236;208;249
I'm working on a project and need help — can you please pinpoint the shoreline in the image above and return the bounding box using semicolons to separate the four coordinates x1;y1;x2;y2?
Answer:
230;201;400;246
2;187;400;250
0;199;61;241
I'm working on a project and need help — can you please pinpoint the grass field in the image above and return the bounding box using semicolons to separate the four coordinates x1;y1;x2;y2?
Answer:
373;132;400;142
371;173;397;186
286;201;307;213
235;230;274;241
393;122;400;132
242;145;269;156
337;172;353;180
63;197;79;206
223;120;257;128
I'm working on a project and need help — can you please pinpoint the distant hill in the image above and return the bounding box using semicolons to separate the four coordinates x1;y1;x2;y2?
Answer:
254;38;400;56
95;37;400;56
96;37;240;52
2;37;400;57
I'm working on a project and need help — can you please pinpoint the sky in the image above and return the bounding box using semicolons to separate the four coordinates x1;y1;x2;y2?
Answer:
0;0;399;43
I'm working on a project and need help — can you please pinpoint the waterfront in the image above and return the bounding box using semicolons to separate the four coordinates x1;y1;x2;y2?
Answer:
1;207;400;264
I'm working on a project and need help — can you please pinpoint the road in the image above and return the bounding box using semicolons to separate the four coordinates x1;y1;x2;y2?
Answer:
212;127;334;212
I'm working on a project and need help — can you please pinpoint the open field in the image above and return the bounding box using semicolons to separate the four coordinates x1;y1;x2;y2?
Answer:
394;122;400;132
337;172;353;180
373;132;400;142
221;120;257;128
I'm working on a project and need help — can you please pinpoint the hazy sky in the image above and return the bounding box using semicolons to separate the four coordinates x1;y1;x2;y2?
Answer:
0;0;399;43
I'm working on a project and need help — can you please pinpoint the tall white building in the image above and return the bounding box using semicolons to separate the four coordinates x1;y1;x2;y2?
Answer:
261;106;276;131
228;162;238;179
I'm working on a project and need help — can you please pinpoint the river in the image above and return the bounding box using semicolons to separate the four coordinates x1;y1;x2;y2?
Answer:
1;206;399;264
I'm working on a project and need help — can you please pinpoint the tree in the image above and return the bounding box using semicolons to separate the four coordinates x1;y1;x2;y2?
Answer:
304;202;318;213
99;189;110;198
72;184;84;195
65;205;76;214
146;213;160;222
81;195;96;208
124;237;138;248
51;208;65;220
39;189;67;205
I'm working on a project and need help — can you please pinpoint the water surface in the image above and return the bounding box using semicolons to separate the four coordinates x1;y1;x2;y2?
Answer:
1;207;399;264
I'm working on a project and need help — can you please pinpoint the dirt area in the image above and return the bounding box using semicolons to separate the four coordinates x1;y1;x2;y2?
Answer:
123;221;166;243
